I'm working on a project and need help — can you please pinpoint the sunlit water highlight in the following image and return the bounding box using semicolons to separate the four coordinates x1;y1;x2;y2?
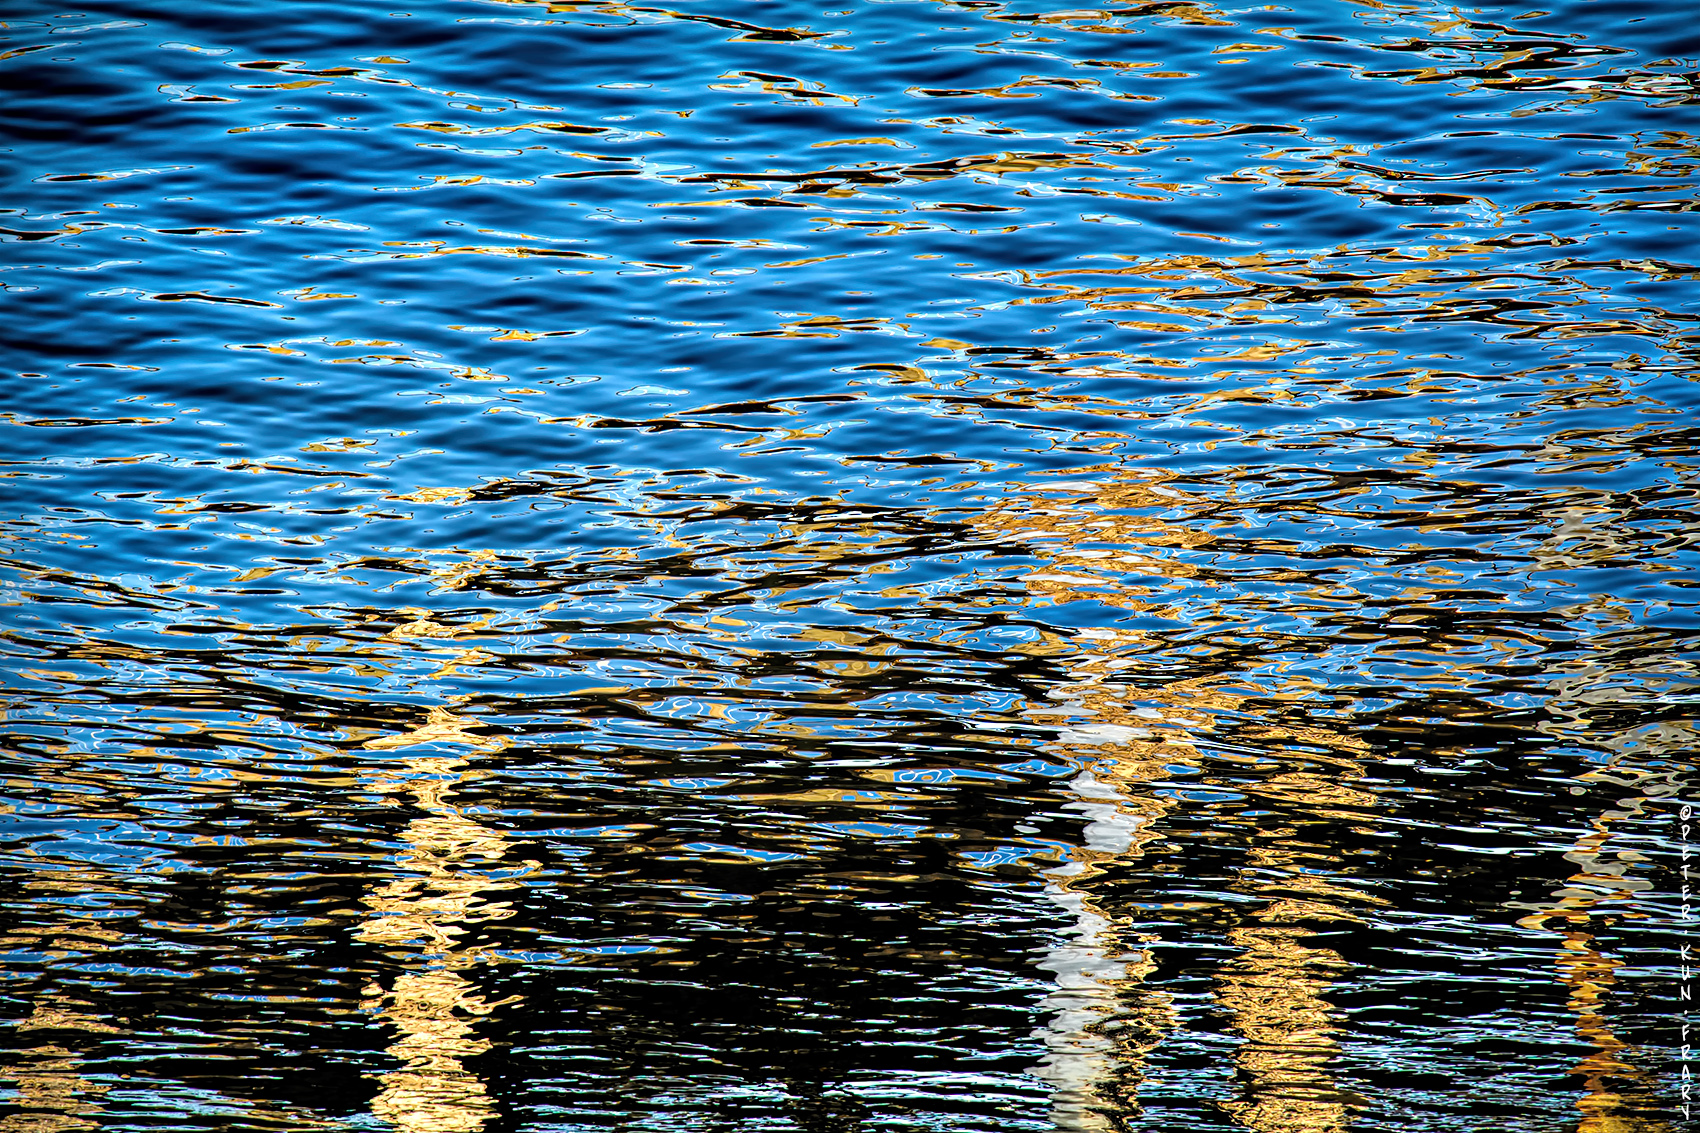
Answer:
1;1;1695;1130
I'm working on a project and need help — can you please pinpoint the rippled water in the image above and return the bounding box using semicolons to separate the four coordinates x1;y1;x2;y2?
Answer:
3;0;1695;1129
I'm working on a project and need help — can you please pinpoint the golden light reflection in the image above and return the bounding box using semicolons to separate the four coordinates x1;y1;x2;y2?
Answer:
358;700;529;1133
1216;843;1370;1133
0;812;342;1131
1518;666;1689;1132
1517;787;1680;1127
1518;827;1674;1133
0;1001;116;1133
0;860;125;1133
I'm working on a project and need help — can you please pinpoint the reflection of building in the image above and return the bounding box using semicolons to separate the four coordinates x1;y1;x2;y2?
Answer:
975;467;1368;1133
359;701;528;1133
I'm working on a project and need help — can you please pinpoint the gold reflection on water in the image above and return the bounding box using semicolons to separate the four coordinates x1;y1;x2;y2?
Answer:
1518;668;1688;1132
0;1003;114;1133
358;700;528;1133
1519;799;1678;1129
1184;721;1370;1133
984;468;1368;1132
0;799;344;1130
1216;845;1367;1133
0;861;126;1133
1519;826;1673;1133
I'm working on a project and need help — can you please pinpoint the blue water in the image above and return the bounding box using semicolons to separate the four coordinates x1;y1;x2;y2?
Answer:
2;1;1694;1130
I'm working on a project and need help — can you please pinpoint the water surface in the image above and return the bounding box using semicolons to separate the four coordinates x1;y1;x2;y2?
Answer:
1;1;1695;1130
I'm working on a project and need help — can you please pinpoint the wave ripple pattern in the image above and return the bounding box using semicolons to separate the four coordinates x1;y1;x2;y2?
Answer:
1;1;1695;1131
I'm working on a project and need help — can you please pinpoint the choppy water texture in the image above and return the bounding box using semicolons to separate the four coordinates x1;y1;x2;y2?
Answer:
2;0;1696;1129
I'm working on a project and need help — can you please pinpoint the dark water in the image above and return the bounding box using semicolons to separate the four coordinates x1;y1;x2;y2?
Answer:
2;1;1696;1130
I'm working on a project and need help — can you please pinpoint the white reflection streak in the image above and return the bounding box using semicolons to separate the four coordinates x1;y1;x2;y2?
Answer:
1032;763;1140;1133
